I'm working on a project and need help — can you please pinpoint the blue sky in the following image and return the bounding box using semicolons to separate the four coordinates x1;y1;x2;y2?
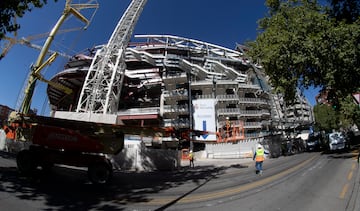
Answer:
0;0;319;115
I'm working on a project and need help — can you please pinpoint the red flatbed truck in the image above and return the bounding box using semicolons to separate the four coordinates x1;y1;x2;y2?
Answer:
3;111;173;184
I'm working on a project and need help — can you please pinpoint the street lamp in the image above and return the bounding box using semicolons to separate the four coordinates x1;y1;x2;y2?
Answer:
188;72;193;151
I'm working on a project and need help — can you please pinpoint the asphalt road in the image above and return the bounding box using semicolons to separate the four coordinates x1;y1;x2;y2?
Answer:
0;150;359;211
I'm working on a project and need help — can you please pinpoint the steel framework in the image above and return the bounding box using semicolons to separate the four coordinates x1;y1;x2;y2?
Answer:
20;0;98;114
76;0;147;114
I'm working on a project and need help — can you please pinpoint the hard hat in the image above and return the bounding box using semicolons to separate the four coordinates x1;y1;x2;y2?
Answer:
257;144;262;149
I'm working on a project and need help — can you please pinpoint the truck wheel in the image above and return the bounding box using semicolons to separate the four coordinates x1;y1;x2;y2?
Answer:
88;161;113;185
40;162;54;173
16;150;37;175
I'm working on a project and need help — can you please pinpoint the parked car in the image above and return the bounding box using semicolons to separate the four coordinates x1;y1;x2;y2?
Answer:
306;133;321;152
327;132;346;151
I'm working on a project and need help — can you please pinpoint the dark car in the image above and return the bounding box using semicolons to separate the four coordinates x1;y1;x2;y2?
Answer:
306;133;321;152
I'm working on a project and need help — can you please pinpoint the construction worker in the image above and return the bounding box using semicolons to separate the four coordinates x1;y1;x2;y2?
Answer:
253;144;266;175
188;150;195;168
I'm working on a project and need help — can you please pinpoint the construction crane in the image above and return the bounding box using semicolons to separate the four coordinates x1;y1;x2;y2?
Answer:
76;0;148;115
20;0;99;114
0;27;83;60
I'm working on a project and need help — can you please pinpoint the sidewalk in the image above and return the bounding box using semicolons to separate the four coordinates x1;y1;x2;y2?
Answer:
180;157;254;168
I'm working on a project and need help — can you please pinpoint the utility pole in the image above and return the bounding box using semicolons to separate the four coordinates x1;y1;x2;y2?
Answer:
188;72;193;151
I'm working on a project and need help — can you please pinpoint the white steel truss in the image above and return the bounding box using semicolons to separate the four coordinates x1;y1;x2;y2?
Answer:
134;34;249;63
76;0;147;114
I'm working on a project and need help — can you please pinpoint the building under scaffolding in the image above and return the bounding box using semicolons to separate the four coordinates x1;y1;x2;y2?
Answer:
47;34;314;148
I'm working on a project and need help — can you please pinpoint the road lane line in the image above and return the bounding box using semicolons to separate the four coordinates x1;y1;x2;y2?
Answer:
348;170;353;181
143;155;318;205
301;158;325;177
339;161;357;199
340;183;349;199
351;163;356;170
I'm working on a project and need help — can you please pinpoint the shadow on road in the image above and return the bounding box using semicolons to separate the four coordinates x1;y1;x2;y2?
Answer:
0;151;249;210
321;144;360;161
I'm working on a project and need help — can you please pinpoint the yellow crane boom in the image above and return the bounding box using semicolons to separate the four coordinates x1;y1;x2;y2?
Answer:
20;0;99;114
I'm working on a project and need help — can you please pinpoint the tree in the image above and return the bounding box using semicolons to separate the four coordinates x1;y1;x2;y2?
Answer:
328;0;360;24
246;0;360;103
313;104;338;132
313;93;360;131
338;94;360;128
0;0;58;41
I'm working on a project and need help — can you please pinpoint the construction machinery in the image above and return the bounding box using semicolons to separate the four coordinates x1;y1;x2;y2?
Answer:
4;111;174;184
3;0;212;184
0;27;83;60
3;0;158;184
20;0;99;114
76;0;147;115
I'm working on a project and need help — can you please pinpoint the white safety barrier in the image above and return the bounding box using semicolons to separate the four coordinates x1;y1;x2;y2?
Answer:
0;129;5;151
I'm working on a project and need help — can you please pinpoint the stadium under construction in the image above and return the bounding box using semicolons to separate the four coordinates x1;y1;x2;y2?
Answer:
1;0;316;170
47;34;314;153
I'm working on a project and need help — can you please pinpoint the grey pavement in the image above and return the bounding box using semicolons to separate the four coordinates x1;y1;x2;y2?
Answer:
180;157;254;168
180;155;360;211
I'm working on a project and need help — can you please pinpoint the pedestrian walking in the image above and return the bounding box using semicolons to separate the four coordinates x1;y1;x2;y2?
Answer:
253;144;266;175
188;150;195;168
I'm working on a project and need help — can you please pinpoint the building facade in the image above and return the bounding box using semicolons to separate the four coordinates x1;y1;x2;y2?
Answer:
47;35;314;147
0;104;13;126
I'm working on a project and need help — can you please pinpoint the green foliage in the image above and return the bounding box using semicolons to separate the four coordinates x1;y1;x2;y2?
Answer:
247;0;360;103
0;0;58;41
313;94;360;131
313;103;339;132
327;0;360;23
338;94;360;128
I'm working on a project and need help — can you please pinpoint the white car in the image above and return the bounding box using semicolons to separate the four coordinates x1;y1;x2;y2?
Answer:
328;132;346;151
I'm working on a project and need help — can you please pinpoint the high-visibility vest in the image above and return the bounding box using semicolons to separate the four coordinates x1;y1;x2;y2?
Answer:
188;152;194;160
255;148;265;162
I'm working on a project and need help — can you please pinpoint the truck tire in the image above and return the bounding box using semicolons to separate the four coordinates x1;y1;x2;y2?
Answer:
88;160;113;185
16;150;37;175
40;162;54;173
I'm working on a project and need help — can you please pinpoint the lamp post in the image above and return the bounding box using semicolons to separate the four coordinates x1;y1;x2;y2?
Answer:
188;72;193;151
213;76;218;140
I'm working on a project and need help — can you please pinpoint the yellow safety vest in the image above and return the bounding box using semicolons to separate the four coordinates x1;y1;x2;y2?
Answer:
188;152;193;160
255;148;265;162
